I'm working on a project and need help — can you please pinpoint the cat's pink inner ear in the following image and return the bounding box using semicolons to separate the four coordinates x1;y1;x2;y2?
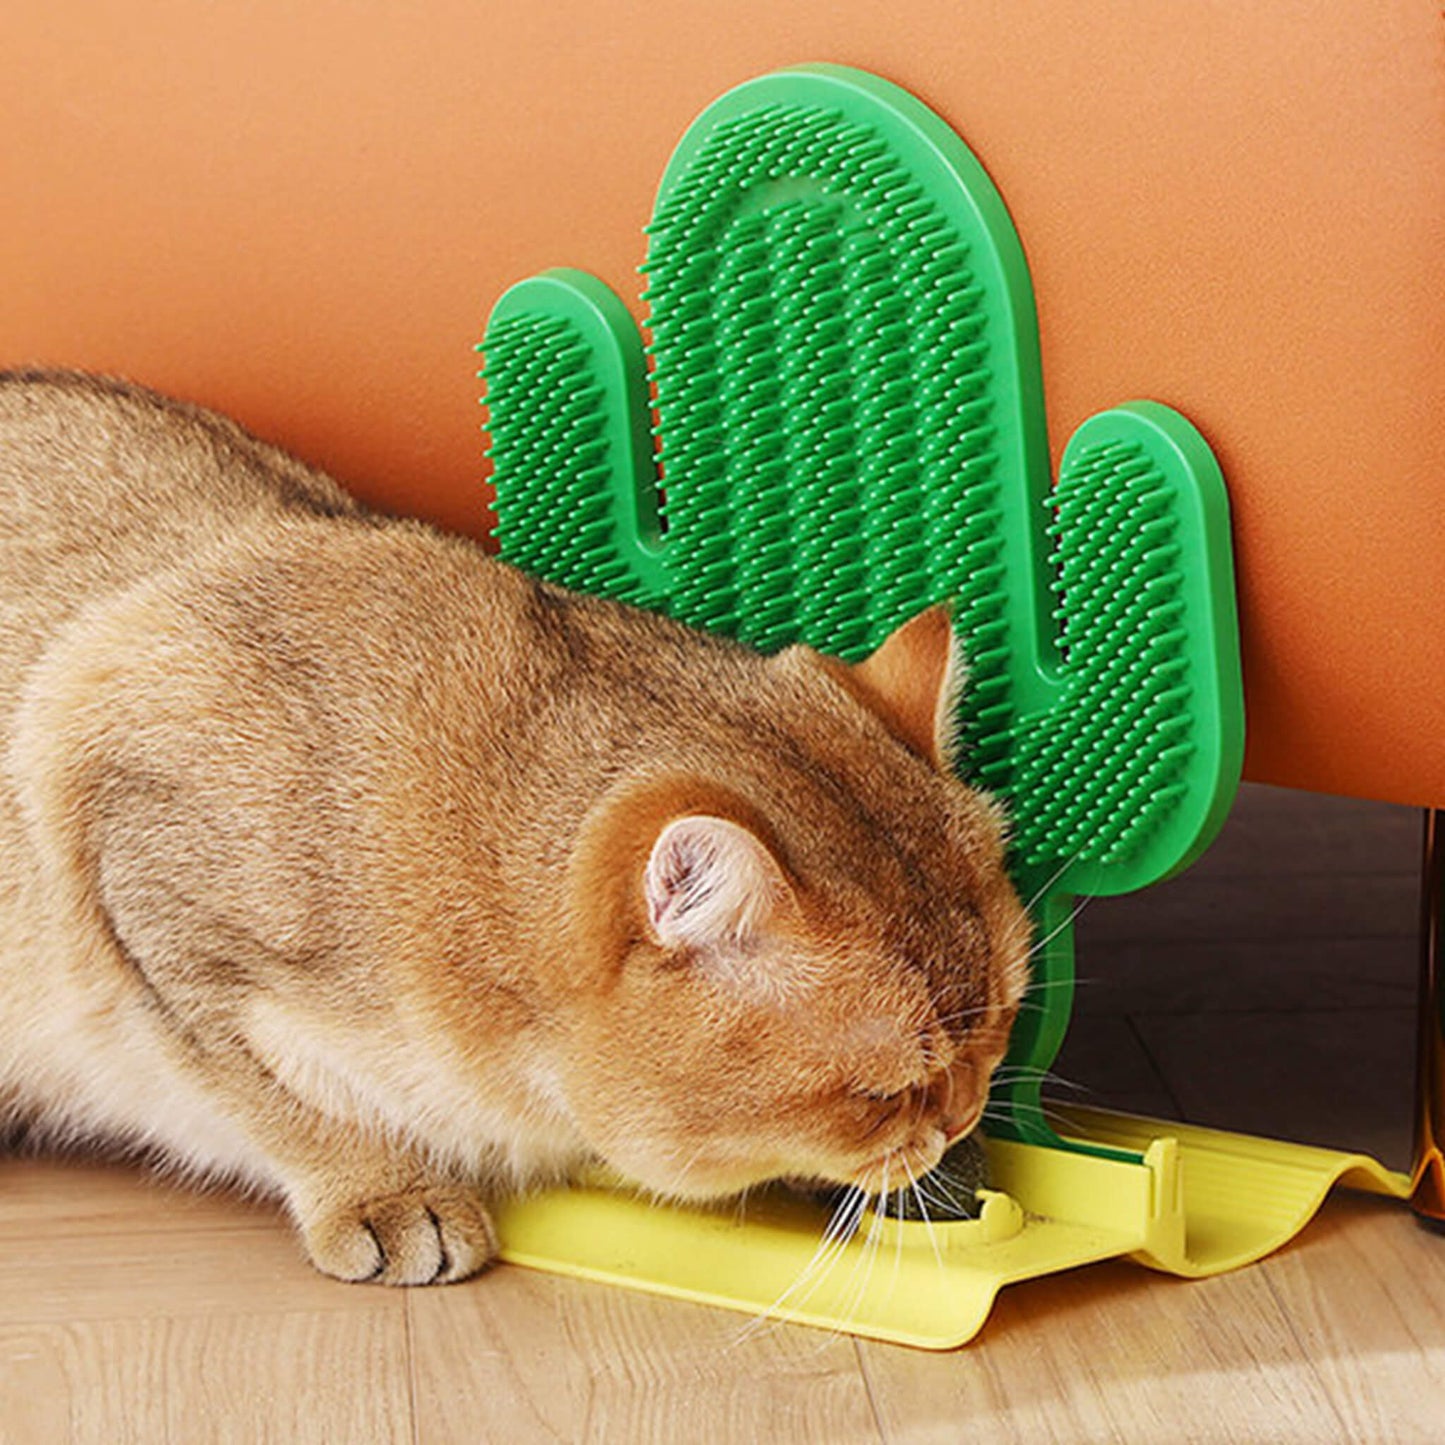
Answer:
643;815;782;952
850;604;964;770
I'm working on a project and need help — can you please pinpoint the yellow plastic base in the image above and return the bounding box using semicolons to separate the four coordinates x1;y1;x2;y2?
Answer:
493;1107;1412;1350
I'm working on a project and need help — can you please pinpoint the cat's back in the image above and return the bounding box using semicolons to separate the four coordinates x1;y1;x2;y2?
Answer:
0;370;366;707
0;369;362;560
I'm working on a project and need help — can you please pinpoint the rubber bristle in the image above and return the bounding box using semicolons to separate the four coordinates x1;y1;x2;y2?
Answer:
482;314;652;605
1008;439;1194;869
644;104;1011;710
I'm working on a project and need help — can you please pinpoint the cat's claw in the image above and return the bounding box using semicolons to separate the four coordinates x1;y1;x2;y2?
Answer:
296;1183;499;1286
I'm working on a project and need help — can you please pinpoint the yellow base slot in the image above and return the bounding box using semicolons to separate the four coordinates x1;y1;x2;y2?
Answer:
493;1107;1412;1350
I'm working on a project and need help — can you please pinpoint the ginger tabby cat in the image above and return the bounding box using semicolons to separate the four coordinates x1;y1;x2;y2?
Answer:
0;371;1029;1284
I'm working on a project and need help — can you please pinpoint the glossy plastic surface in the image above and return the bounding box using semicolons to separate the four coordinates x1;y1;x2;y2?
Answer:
494;1109;1411;1350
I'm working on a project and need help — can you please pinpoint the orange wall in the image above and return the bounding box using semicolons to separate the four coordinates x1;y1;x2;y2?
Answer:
3;1;1442;806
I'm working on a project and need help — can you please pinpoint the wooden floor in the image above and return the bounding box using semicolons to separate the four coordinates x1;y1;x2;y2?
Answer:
2;784;1440;1443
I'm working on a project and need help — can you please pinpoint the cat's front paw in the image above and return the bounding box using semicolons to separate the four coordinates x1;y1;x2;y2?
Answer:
296;1181;499;1286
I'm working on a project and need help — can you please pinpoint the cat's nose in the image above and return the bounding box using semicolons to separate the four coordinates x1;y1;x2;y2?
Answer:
933;1058;984;1142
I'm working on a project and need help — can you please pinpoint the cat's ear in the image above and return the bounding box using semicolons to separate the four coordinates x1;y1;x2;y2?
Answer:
643;815;786;953
841;604;965;771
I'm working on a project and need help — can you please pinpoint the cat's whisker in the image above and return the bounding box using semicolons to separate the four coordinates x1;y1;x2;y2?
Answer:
829;1162;888;1341
989;1062;1087;1090
1026;895;1094;959
920;1176;970;1219
925;974;1096;1037
913;1157;970;1206
726;1186;867;1350
1020;975;1095;996
1022;1077;1090;1101
929;1004;993;1028
853;1171;889;1321
903;1158;944;1273
789;1199;868;1314
792;1185;886;1359
1017;847;1087;916
887;1171;907;1302
976;1080;1086;1109
906;995;940;1034
980;1097;1086;1132
986;1089;1090;1122
993;875;1072;964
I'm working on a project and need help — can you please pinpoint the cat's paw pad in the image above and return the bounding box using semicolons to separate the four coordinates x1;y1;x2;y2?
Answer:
299;1183;499;1286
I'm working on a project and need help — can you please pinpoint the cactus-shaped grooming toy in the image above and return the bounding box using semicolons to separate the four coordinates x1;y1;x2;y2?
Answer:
481;65;1244;1150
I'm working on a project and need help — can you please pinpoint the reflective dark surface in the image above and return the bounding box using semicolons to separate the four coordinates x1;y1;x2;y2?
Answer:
1413;810;1444;1222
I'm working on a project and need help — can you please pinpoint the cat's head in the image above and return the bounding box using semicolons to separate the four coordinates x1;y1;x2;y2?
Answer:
559;606;1032;1201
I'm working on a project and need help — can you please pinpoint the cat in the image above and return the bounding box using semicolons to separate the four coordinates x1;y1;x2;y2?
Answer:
0;370;1031;1285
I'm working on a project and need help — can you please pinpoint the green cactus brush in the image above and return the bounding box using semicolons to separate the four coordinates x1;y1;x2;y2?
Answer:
479;63;1244;1154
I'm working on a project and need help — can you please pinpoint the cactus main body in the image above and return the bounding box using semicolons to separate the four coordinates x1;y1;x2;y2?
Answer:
480;65;1244;1149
